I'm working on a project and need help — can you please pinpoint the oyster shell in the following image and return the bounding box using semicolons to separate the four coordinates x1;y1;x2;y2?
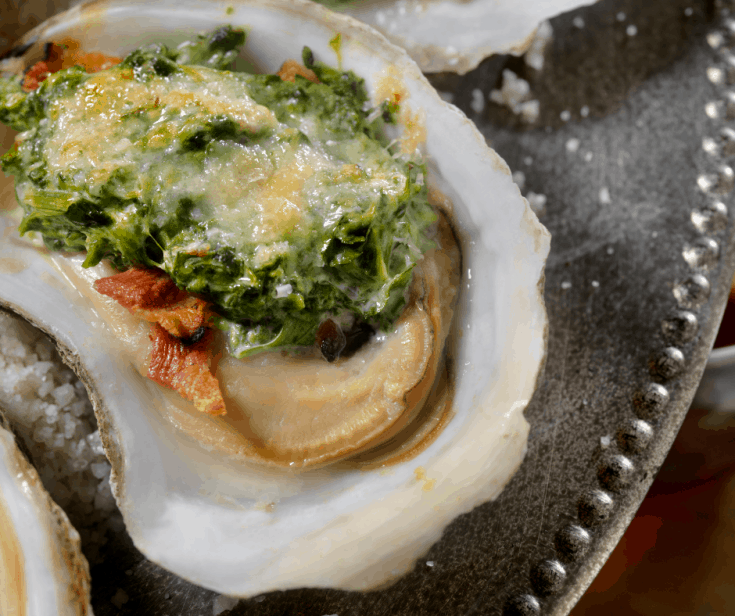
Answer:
0;412;92;616
324;0;598;74
0;0;550;598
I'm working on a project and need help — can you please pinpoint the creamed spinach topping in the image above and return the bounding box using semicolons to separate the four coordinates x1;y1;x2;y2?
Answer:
0;27;435;356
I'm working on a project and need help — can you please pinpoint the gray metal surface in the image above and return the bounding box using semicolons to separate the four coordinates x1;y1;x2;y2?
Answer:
2;0;734;614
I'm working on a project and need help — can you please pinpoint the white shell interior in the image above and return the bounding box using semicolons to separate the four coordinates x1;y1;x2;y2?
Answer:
331;0;597;74
0;0;550;597
0;421;91;616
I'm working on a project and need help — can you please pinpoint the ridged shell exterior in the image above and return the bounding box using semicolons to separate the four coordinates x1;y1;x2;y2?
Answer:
0;0;550;597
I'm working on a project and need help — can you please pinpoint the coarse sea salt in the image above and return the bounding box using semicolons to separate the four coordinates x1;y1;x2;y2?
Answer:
53;383;76;407
0;310;120;564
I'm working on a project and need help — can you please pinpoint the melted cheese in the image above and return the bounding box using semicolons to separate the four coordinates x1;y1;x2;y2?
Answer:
45;67;277;172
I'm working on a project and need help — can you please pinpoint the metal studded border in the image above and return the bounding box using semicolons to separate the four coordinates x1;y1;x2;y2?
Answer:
502;6;735;615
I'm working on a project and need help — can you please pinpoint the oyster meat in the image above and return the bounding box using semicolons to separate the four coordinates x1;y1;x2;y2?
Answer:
0;0;550;598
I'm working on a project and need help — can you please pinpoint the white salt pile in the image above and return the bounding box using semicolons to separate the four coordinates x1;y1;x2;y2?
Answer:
489;69;540;123
0;310;121;563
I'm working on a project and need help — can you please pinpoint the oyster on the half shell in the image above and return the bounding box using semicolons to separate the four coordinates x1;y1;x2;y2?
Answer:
320;0;599;74
0;0;550;598
0;412;92;616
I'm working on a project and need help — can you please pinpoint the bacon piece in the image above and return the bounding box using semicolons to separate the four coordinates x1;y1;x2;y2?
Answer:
277;59;319;84
148;324;225;416
23;43;64;91
136;295;213;339
23;41;121;91
94;267;213;339
94;267;183;310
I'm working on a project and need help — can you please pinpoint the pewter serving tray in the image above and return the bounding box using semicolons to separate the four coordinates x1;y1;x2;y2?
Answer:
2;0;734;614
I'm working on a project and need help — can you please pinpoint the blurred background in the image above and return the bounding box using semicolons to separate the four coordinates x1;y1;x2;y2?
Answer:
572;291;735;616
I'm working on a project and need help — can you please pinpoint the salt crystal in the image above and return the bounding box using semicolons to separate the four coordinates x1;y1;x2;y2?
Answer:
44;404;59;421
213;595;240;615
38;380;54;398
560;110;571;122
53;383;76;407
470;88;485;114
33;426;54;443
526;192;547;215
63;413;78;439
626;25;638;37
32;361;53;379
91;461;111;479
616;11;626;21
584;152;593;162
25;399;46;423
524;156;533;166
86;431;105;456
599;187;611;204
525;20;553;71
580;105;590;118
491;69;530;110
69;400;87;418
566;138;580;153
684;7;693;16
512;171;526;191
518;100;540;123
70;458;89;472
573;16;585;28
69;438;87;459
2;336;27;359
600;435;611;447
561;281;572;290
426;560;435;567
591;281;600;288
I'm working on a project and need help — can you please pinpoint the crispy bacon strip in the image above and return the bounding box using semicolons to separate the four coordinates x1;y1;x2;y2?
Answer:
23;43;64;91
148;324;225;416
95;267;223;413
277;59;319;84
136;295;213;339
93;267;213;338
94;266;182;309
23;41;121;91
